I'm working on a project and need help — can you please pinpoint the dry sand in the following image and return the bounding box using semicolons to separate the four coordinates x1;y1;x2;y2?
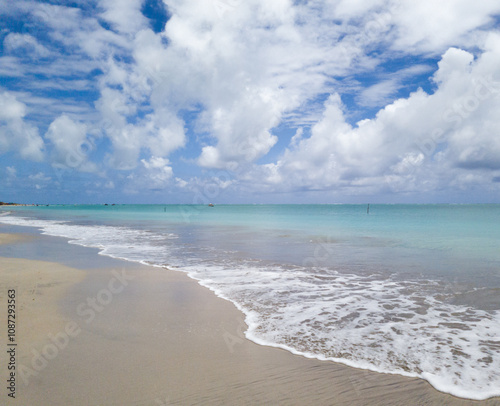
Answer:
1;232;499;405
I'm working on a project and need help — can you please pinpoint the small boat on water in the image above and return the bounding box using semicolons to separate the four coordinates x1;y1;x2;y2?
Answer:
208;203;214;207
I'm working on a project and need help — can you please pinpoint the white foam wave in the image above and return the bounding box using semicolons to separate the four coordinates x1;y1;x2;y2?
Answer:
0;215;177;265
180;263;500;400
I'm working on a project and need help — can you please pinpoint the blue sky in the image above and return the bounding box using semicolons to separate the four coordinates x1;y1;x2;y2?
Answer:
1;0;500;204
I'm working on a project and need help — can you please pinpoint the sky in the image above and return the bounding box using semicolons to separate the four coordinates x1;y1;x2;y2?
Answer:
1;0;500;204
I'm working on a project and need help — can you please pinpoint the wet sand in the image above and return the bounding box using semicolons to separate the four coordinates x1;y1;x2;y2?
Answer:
1;231;499;405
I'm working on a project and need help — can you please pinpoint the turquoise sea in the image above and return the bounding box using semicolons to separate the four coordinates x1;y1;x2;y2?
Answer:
1;204;499;400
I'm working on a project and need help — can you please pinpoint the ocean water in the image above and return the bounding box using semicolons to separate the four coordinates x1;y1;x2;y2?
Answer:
1;204;499;400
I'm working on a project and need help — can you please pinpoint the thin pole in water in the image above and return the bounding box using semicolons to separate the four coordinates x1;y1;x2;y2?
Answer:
367;204;370;214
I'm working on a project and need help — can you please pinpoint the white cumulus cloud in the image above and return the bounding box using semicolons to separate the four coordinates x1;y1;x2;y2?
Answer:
251;35;500;197
45;115;98;172
0;92;44;161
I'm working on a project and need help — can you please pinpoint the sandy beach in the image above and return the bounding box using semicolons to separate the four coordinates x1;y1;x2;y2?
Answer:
1;229;500;405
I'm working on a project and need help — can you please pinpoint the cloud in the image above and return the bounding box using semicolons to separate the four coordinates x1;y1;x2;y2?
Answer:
45;115;98;172
95;85;186;170
171;173;235;204
0;92;44;161
175;177;188;188
104;180;115;189
389;0;500;54
6;166;17;178
28;171;51;190
125;156;174;192
251;37;500;197
4;166;17;187
0;56;26;78
152;0;500;174
99;0;149;35
357;65;433;108
357;79;401;108
2;0;500;201
196;89;281;169
0;92;27;121
28;172;51;182
146;0;362;169
141;155;173;176
3;33;51;58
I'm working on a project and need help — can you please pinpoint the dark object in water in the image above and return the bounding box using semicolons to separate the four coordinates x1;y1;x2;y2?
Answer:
208;203;214;207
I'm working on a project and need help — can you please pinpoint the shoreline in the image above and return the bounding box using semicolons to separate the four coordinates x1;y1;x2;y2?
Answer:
1;228;500;405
